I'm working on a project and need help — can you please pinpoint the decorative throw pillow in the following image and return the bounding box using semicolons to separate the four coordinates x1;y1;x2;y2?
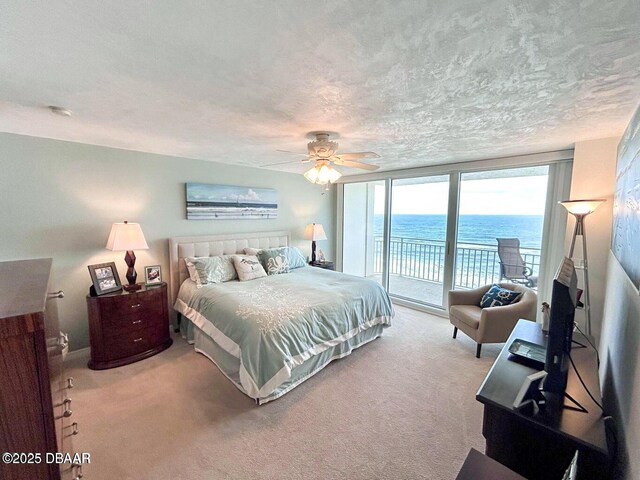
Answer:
185;256;237;287
480;284;522;308
286;247;307;269
184;258;199;283
232;255;267;281
258;248;290;275
244;247;262;256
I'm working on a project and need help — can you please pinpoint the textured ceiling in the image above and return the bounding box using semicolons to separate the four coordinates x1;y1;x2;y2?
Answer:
1;1;639;176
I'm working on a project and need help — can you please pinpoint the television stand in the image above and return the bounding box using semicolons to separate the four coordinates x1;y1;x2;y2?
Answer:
476;320;609;480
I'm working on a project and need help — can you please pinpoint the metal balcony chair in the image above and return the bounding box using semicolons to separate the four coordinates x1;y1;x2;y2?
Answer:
496;238;538;288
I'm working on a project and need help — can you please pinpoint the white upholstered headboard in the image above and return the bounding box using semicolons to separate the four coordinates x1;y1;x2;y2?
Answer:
168;230;290;307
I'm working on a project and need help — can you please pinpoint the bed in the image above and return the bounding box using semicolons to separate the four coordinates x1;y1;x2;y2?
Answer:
169;231;394;404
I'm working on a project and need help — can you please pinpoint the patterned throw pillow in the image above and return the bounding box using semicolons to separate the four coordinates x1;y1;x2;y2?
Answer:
232;255;268;281
185;256;237;287
258;248;290;275
256;246;307;272
480;284;522;308
185;259;199;283
244;247;262;256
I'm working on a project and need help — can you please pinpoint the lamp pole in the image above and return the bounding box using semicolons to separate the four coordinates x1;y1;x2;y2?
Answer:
568;213;591;336
560;199;605;338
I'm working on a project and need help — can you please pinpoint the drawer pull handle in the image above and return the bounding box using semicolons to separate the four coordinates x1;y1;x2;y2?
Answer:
132;320;142;325
72;464;83;479
60;407;73;419
66;377;74;389
71;422;79;435
131;303;142;309
56;397;72;408
133;337;143;343
48;290;65;299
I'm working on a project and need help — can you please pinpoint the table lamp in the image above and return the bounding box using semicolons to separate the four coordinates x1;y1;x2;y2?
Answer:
559;199;605;336
106;221;149;291
304;223;327;265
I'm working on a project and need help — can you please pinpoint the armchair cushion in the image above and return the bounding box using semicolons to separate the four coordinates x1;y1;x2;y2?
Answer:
450;305;481;330
480;284;522;308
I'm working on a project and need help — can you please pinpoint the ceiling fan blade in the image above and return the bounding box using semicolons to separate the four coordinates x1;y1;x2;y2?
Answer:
261;159;308;167
336;151;380;160
334;159;380;171
276;149;310;156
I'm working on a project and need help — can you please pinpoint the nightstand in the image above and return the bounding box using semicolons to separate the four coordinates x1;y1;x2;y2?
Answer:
87;282;172;370
310;261;335;271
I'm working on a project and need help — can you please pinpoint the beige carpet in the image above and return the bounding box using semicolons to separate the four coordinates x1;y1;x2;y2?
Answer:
66;305;502;480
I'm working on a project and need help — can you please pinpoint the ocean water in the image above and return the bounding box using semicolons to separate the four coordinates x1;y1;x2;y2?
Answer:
374;214;543;249
370;214;544;289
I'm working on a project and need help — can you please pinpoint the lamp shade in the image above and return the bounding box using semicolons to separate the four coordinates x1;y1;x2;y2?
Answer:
105;221;149;251
304;223;327;241
559;199;606;216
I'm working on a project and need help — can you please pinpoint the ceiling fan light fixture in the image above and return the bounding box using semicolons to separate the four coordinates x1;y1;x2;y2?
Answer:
303;164;342;185
303;165;320;183
326;165;342;183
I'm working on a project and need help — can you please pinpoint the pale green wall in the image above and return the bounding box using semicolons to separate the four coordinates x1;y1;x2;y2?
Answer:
0;132;335;350
598;105;640;478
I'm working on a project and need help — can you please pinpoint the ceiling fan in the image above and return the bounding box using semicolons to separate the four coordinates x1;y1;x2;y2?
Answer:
264;132;381;186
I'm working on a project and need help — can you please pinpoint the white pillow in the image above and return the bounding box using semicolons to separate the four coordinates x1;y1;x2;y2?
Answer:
232;255;267;281
244;247;262;256
185;258;199;283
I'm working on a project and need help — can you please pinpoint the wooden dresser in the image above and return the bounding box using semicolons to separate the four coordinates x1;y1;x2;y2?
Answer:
0;258;79;480
87;282;172;369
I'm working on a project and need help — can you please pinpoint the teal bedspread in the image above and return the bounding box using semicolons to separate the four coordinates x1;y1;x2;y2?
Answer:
175;267;393;399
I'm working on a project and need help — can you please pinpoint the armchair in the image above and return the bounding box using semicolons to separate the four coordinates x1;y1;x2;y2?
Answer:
448;282;537;358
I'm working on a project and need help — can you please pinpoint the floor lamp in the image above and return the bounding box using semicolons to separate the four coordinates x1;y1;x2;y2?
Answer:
559;199;605;336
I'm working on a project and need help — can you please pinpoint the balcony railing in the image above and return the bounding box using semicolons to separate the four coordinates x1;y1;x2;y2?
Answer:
374;236;541;289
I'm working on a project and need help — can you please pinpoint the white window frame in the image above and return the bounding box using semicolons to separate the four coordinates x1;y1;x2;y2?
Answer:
337;150;573;317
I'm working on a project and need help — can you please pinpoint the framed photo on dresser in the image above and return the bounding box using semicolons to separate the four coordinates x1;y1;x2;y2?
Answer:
88;262;122;295
144;265;162;285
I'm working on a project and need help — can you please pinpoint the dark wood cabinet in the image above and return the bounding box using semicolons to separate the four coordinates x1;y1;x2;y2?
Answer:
476;320;609;480
87;283;172;369
310;261;335;271
0;258;78;480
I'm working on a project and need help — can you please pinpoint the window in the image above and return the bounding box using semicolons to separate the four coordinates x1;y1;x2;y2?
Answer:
340;158;570;312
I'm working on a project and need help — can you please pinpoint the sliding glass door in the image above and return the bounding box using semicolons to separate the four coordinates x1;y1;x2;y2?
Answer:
341;162;561;311
455;166;549;289
388;175;450;307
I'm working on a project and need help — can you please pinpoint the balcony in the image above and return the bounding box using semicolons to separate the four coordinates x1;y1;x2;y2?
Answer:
372;236;541;306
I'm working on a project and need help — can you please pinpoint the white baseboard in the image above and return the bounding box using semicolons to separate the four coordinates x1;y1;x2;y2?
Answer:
391;297;449;318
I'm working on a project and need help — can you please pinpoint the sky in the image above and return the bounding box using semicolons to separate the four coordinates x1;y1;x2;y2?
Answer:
374;175;549;215
186;183;278;204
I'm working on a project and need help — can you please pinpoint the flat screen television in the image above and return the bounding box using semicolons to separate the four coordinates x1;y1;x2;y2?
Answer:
544;257;578;394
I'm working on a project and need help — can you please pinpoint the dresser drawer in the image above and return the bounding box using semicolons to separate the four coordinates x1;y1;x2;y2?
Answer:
99;292;158;318
107;327;167;361
101;310;165;335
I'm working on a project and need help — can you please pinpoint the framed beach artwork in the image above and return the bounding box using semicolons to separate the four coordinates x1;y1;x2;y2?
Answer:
612;104;640;292
186;183;278;220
